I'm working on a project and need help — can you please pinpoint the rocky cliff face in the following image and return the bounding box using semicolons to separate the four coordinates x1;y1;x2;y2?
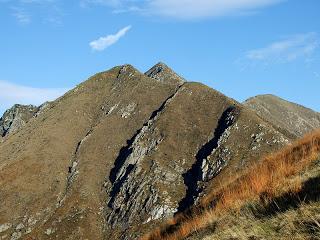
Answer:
0;64;310;240
244;94;320;138
0;104;38;138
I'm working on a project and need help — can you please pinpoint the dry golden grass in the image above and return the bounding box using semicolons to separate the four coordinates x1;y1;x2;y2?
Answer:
142;130;320;240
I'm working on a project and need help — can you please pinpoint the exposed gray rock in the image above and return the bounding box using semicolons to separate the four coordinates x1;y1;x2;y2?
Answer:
59;129;93;206
10;231;21;240
117;65;137;80
45;228;55;235
119;103;137;118
15;223;24;231
0;104;38;137
146;204;177;223
105;85;184;228
177;106;240;212
145;62;185;85
106;103;119;115
0;223;11;233
35;101;51;117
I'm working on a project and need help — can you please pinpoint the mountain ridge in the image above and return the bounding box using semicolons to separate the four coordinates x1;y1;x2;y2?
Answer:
244;94;320;138
0;63;318;240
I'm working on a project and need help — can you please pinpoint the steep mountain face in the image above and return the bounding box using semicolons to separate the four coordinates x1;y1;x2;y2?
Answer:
0;104;39;138
0;64;290;240
244;94;320;138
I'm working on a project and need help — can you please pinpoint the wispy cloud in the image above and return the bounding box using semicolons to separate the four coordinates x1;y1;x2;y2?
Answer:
89;25;132;51
2;0;62;25
12;7;31;24
80;0;121;8
5;0;285;21
245;32;319;64
147;0;284;19
81;0;285;19
0;80;69;113
112;6;143;14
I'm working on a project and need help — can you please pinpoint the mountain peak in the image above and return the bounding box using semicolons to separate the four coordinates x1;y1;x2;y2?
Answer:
145;62;185;85
105;64;145;82
152;61;170;69
2;64;319;240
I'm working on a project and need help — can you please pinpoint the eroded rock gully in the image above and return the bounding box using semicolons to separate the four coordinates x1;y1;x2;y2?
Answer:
105;84;184;227
177;106;240;212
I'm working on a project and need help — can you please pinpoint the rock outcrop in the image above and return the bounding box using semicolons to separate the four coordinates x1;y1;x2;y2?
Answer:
145;62;185;85
0;64;310;240
0;104;38;138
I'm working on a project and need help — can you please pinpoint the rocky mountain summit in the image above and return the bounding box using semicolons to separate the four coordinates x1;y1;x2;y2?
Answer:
0;63;318;240
145;62;185;85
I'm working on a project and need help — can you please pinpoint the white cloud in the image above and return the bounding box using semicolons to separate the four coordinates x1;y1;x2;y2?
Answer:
82;0;285;19
4;0;285;20
147;0;284;19
2;0;62;25
112;6;143;14
80;0;121;8
245;32;319;63
0;80;69;113
12;7;31;24
89;25;131;51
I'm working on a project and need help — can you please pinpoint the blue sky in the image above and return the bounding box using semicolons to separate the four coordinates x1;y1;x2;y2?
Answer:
0;0;319;115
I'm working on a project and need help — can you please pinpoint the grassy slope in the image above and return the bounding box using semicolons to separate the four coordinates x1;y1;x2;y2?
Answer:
142;130;320;240
188;201;320;240
187;156;320;240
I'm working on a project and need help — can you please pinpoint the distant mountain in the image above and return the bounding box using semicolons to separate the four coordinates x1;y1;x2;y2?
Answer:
244;94;320;138
0;63;314;240
0;104;38;138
